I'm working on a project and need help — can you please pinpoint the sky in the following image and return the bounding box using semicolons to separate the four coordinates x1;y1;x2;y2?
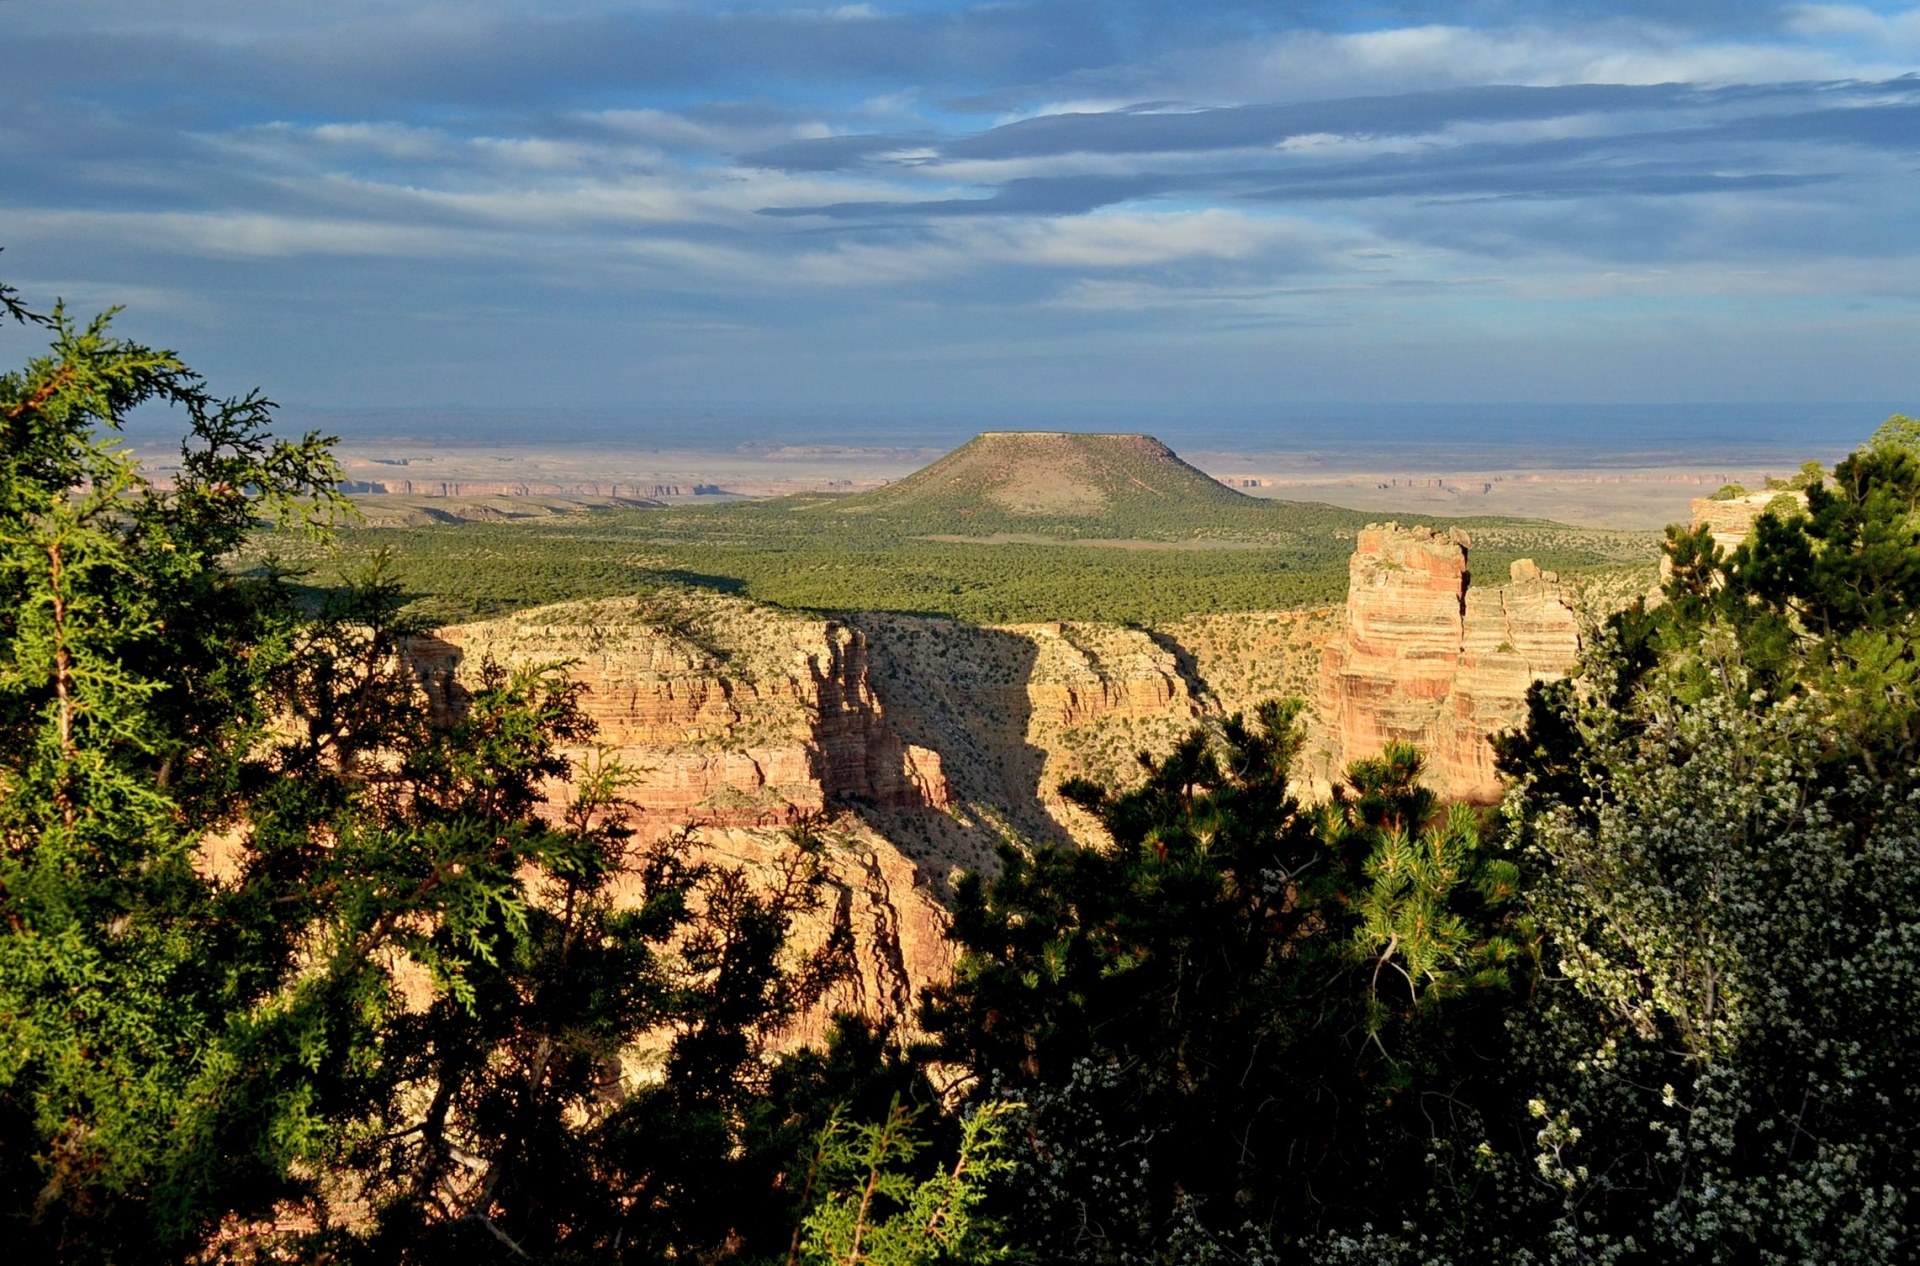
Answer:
3;1;1918;445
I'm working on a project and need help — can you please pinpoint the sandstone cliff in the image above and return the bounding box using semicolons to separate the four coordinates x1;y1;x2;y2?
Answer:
400;548;1584;1037
1652;489;1809;597
401;594;1286;1035
406;595;957;1039
409;595;951;834
1316;523;1581;802
844;614;1206;864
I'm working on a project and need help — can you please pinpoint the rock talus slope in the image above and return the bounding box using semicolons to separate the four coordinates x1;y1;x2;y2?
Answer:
1316;524;1581;802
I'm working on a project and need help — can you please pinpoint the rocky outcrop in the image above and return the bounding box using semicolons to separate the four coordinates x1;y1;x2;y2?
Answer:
406;596;956;1038
408;596;951;837
1653;490;1810;598
648;821;954;1050
1317;524;1581;802
1689;490;1807;555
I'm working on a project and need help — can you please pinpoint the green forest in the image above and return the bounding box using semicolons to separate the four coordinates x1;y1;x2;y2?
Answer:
6;281;1920;1265
255;489;1656;628
252;406;1659;630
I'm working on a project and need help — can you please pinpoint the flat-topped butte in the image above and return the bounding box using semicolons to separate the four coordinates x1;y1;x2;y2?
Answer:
828;431;1258;538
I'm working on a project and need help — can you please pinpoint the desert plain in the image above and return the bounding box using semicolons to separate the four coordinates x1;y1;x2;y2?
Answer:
125;431;1820;532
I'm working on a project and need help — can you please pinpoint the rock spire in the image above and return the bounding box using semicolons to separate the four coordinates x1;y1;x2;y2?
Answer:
1317;523;1581;802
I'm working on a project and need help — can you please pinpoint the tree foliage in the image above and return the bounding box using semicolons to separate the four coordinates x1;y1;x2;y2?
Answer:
922;709;1524;1261
0;274;931;1264
795;1095;1018;1266
1470;412;1920;1263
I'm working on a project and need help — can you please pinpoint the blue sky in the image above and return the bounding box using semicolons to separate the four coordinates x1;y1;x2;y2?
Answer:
4;1;1918;433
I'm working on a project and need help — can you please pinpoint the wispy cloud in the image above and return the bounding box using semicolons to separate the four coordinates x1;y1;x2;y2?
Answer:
2;1;1916;414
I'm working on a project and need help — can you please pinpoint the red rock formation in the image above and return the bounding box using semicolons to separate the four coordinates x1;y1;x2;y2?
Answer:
1318;524;1580;802
405;596;957;1039
407;598;950;837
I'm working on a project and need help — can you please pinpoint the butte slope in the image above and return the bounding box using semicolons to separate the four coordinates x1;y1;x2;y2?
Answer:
822;431;1320;543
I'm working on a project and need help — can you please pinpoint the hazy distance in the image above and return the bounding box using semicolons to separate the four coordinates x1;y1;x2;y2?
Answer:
241;401;1892;469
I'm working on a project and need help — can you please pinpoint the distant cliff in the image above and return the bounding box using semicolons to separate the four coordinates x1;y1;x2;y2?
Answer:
352;479;719;497
1689;490;1807;555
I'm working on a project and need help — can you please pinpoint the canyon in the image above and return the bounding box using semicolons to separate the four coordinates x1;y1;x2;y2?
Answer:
405;523;1585;1038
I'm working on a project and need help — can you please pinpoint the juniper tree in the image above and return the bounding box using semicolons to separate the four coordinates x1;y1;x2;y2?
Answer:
924;706;1525;1262
0;274;892;1264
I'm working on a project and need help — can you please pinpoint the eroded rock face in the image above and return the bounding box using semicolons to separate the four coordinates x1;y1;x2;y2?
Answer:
843;614;1207;870
1317;523;1581;802
406;596;956;1038
395;566;1570;1039
408;597;951;838
1653;490;1809;598
638;822;954;1051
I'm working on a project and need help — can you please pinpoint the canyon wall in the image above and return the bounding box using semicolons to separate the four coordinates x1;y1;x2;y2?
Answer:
1315;523;1581;802
399;595;1327;1036
842;614;1211;866
401;535;1587;1035
406;596;957;1040
409;597;952;834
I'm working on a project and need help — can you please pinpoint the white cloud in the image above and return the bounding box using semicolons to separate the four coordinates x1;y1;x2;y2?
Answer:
6;208;496;259
1044;19;1916;111
992;209;1337;269
755;208;1360;292
1787;5;1920;51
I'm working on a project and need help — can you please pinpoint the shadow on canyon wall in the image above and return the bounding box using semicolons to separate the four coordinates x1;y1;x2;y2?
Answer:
405;633;470;723
837;612;1074;874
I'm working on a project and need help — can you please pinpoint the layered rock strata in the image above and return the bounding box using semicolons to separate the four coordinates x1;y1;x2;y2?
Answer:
1653;490;1809;597
400;597;1258;1029
846;615;1205;866
406;596;956;1038
408;597;951;836
398;556;1583;1036
1317;524;1581;802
